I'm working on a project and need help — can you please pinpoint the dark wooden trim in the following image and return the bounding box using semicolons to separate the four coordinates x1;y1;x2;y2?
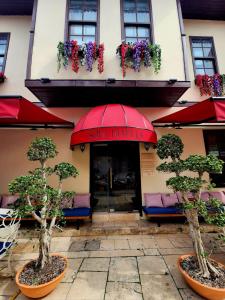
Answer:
120;0;125;41
145;213;185;218
180;0;225;21
25;79;191;88
149;0;154;43
25;79;191;107
97;0;100;44
120;0;153;43
176;0;189;81
65;0;100;44
0;32;10;73
189;36;219;76
64;0;70;42
26;0;38;79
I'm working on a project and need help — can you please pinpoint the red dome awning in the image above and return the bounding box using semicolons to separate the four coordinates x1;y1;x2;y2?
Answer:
70;104;157;146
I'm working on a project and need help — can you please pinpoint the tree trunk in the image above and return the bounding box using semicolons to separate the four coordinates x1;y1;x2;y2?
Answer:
185;208;221;278
185;208;211;278
36;225;51;269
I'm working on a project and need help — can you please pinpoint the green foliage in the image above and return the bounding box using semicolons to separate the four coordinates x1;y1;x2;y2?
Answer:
185;154;224;175
9;137;78;220
27;137;58;163
199;197;225;228
55;163;79;181
166;176;205;193
9;175;44;196
149;44;161;74
156;134;184;160
156;160;186;174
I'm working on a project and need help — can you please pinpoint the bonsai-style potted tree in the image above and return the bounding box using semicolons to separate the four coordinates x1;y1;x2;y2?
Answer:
9;137;79;298
156;134;225;300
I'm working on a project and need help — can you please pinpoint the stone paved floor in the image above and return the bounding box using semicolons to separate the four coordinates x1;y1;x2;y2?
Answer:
0;233;224;300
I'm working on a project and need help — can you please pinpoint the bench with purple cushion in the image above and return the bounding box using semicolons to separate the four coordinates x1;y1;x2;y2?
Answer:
143;192;184;218
0;194;92;228
62;193;92;229
143;191;225;218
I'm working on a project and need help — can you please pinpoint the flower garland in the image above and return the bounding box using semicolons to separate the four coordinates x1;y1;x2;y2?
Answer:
98;43;104;74
71;40;79;73
57;41;104;74
121;43;129;77
0;72;6;83
195;74;225;97
116;40;161;77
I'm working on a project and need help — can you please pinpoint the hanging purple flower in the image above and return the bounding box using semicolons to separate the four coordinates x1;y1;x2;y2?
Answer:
133;41;142;72
63;41;73;68
86;41;95;72
141;40;151;68
213;74;222;96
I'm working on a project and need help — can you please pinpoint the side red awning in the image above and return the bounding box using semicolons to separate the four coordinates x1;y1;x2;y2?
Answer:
71;104;157;146
153;98;225;125
0;97;73;127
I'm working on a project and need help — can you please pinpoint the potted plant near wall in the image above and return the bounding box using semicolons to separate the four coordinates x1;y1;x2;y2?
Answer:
156;134;225;300
9;137;79;298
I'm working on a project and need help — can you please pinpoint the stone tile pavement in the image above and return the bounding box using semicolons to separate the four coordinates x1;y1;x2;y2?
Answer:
0;233;224;300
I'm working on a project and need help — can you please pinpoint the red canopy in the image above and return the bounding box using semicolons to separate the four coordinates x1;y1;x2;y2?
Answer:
0;97;73;127
153;98;225;125
71;104;157;146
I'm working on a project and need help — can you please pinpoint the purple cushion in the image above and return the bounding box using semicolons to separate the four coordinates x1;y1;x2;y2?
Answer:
176;192;196;202
200;192;209;202
176;192;183;202
162;193;179;207
1;195;18;208
60;195;73;209
209;191;225;204
144;193;163;208
73;194;90;208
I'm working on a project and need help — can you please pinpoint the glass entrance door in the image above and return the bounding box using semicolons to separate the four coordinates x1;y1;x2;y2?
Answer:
91;142;141;212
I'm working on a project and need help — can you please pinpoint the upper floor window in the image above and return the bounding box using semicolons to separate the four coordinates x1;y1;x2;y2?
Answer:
0;33;10;72
68;0;98;44
190;37;217;76
122;0;151;43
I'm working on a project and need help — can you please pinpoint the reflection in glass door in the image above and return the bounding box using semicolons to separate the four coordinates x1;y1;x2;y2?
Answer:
91;142;141;213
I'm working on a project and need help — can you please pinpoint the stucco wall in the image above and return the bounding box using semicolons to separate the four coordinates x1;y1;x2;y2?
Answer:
0;16;37;101
31;0;185;80
0;129;90;194
140;127;207;202
181;19;225;102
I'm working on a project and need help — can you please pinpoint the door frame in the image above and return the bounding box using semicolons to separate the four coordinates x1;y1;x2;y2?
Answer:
89;142;142;215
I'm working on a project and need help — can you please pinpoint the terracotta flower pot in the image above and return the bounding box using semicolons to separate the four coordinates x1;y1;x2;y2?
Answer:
15;254;67;299
178;254;225;300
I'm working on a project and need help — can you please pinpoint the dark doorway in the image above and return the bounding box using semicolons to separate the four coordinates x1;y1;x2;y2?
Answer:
90;142;141;213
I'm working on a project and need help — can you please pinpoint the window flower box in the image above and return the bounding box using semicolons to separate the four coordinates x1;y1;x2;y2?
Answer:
116;40;161;77
0;72;6;83
57;41;104;74
195;74;225;97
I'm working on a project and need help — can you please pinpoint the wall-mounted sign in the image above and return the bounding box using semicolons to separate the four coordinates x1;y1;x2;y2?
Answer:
141;153;156;176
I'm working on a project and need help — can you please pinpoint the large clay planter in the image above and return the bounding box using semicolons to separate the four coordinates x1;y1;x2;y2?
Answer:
16;254;67;299
178;254;225;300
